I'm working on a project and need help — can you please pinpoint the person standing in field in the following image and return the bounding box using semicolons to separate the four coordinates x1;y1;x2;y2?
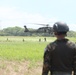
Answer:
42;22;76;75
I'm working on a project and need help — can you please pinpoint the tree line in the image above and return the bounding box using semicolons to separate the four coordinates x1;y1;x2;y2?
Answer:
0;26;76;37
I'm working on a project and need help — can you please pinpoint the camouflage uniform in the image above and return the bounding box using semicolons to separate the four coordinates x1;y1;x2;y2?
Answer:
42;39;76;75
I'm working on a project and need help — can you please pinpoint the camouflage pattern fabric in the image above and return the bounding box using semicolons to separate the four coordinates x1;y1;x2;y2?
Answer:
42;39;76;75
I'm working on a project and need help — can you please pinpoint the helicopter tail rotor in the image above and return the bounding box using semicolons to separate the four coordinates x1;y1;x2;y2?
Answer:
24;25;29;32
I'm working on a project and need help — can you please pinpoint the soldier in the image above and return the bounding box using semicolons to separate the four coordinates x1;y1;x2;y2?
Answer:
44;38;46;42
39;38;41;42
42;22;76;75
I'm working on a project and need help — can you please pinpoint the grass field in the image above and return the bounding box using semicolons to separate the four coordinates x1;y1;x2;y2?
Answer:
0;36;76;75
0;36;55;61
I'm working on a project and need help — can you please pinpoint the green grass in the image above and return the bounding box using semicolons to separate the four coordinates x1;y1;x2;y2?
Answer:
0;36;50;61
0;42;43;61
0;36;75;62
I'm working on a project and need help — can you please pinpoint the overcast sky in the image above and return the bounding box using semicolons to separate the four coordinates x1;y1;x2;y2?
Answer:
0;0;76;31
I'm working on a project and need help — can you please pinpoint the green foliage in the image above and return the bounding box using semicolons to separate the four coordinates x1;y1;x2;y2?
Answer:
67;31;76;37
2;26;25;36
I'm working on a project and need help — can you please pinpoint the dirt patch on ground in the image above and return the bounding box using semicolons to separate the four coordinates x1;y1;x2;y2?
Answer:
0;60;42;75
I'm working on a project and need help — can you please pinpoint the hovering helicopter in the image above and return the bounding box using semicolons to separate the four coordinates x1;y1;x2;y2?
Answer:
24;23;53;34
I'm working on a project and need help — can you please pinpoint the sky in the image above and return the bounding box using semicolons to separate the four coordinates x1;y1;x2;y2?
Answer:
0;0;76;31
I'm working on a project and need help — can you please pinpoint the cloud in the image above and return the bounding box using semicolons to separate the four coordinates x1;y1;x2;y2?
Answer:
0;7;58;29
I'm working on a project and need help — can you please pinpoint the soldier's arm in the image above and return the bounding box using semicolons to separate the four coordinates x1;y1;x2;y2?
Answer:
73;44;76;75
42;45;51;75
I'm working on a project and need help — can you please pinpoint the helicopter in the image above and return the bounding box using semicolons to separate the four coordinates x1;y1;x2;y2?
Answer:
24;23;53;34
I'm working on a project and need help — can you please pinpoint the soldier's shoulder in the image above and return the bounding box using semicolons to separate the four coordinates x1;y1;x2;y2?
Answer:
49;40;57;46
47;41;57;50
67;40;75;45
67;40;76;48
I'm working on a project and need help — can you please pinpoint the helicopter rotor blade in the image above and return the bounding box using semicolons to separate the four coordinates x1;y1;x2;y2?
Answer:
25;23;50;26
34;23;49;26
